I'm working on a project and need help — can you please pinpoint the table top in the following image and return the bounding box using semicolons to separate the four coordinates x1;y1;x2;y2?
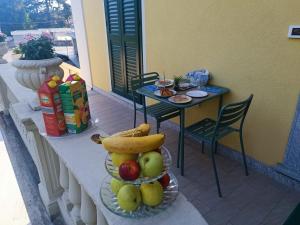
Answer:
136;85;230;109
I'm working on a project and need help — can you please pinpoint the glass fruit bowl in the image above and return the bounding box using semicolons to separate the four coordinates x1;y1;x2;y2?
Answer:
100;171;179;218
105;146;172;185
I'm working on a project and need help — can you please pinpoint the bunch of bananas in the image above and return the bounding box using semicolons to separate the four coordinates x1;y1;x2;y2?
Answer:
102;124;165;154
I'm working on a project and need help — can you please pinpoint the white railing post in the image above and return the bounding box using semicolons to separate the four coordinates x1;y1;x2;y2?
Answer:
0;75;10;115
59;158;72;211
69;171;83;224
81;187;97;225
22;118;62;216
97;207;108;225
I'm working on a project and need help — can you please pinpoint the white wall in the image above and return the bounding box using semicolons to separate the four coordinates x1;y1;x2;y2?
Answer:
69;0;93;87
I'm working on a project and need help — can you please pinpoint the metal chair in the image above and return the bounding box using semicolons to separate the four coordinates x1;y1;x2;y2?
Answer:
131;72;180;133
186;95;253;197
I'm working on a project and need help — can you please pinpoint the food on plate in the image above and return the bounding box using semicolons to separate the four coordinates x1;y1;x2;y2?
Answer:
157;80;172;86
160;87;173;97
102;134;165;154
111;152;139;167
140;181;163;207
119;160;140;181
173;95;189;101
111;123;150;137
158;173;170;189
139;151;164;178
110;178;124;195
117;184;142;211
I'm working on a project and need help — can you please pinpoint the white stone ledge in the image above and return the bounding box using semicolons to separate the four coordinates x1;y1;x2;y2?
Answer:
0;63;208;225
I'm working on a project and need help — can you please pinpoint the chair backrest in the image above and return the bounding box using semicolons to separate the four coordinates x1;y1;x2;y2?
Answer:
216;95;253;131
131;72;160;92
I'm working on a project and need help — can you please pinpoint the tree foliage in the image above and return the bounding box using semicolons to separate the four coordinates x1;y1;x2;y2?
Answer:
0;0;72;35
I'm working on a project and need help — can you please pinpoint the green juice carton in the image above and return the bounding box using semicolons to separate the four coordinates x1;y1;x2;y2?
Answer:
66;74;91;120
59;81;89;134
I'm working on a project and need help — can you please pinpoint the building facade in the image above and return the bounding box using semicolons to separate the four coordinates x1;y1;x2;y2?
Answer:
71;0;300;168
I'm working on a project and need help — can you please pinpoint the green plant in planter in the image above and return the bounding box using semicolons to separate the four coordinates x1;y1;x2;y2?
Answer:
0;32;6;42
19;34;55;60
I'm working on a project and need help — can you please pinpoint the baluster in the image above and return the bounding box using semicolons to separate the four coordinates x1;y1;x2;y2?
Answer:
97;207;108;225
69;171;83;224
81;187;96;225
59;159;72;211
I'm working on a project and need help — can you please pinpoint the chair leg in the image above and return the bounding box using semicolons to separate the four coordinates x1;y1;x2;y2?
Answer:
177;130;181;168
214;141;219;154
211;141;222;197
156;121;160;134
240;131;249;176
201;141;205;153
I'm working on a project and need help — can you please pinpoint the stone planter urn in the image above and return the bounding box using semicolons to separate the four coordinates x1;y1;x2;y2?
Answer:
12;57;64;110
0;42;8;64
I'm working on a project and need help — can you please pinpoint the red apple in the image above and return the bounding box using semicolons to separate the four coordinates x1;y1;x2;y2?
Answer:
119;160;140;181
158;173;170;189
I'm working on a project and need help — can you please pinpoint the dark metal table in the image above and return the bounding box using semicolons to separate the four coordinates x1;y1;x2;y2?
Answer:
136;85;230;175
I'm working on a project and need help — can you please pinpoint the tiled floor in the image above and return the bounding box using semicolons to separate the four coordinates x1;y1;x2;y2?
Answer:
88;91;300;225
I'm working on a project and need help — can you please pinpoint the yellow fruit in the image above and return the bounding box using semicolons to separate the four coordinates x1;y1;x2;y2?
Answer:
102;134;165;154
110;152;138;167
47;80;57;88
73;75;81;81
51;75;61;82
111;123;150;137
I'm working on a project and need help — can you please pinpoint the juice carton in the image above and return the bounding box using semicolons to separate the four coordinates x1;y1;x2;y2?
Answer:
66;74;91;120
38;77;66;136
59;81;89;134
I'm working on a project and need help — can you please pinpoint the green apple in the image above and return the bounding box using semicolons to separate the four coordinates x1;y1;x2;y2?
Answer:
117;184;141;212
110;178;124;195
139;151;163;177
111;152;138;167
140;181;163;206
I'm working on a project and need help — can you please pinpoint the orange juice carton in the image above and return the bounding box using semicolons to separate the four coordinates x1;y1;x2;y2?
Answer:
59;81;89;134
66;74;91;120
38;77;66;136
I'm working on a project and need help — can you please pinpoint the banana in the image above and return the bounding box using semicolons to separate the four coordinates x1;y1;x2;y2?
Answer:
102;133;165;154
111;123;150;137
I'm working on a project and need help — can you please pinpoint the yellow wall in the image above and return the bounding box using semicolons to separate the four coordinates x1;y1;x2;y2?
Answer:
145;0;300;164
82;0;300;165
82;0;111;91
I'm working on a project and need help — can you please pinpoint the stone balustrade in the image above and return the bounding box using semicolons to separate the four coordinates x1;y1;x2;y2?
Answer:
0;63;208;225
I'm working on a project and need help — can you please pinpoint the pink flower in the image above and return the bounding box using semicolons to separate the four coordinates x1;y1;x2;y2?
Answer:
41;32;53;40
24;33;35;41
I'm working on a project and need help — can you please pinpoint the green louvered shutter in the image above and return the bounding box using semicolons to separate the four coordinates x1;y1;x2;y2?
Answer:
104;0;142;99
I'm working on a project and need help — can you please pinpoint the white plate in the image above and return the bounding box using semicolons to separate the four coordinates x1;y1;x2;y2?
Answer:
155;79;174;87
154;89;176;98
168;95;192;104
186;90;208;98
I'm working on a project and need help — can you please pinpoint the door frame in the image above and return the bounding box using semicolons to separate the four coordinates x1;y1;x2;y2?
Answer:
103;0;144;100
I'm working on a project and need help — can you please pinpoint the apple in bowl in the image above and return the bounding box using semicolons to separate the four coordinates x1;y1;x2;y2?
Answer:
139;151;163;178
110;178;124;195
140;181;163;206
117;184;141;212
111;152;138;167
119;160;140;181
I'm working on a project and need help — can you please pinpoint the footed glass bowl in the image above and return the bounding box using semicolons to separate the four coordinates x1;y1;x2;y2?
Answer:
100;172;179;218
105;146;172;185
